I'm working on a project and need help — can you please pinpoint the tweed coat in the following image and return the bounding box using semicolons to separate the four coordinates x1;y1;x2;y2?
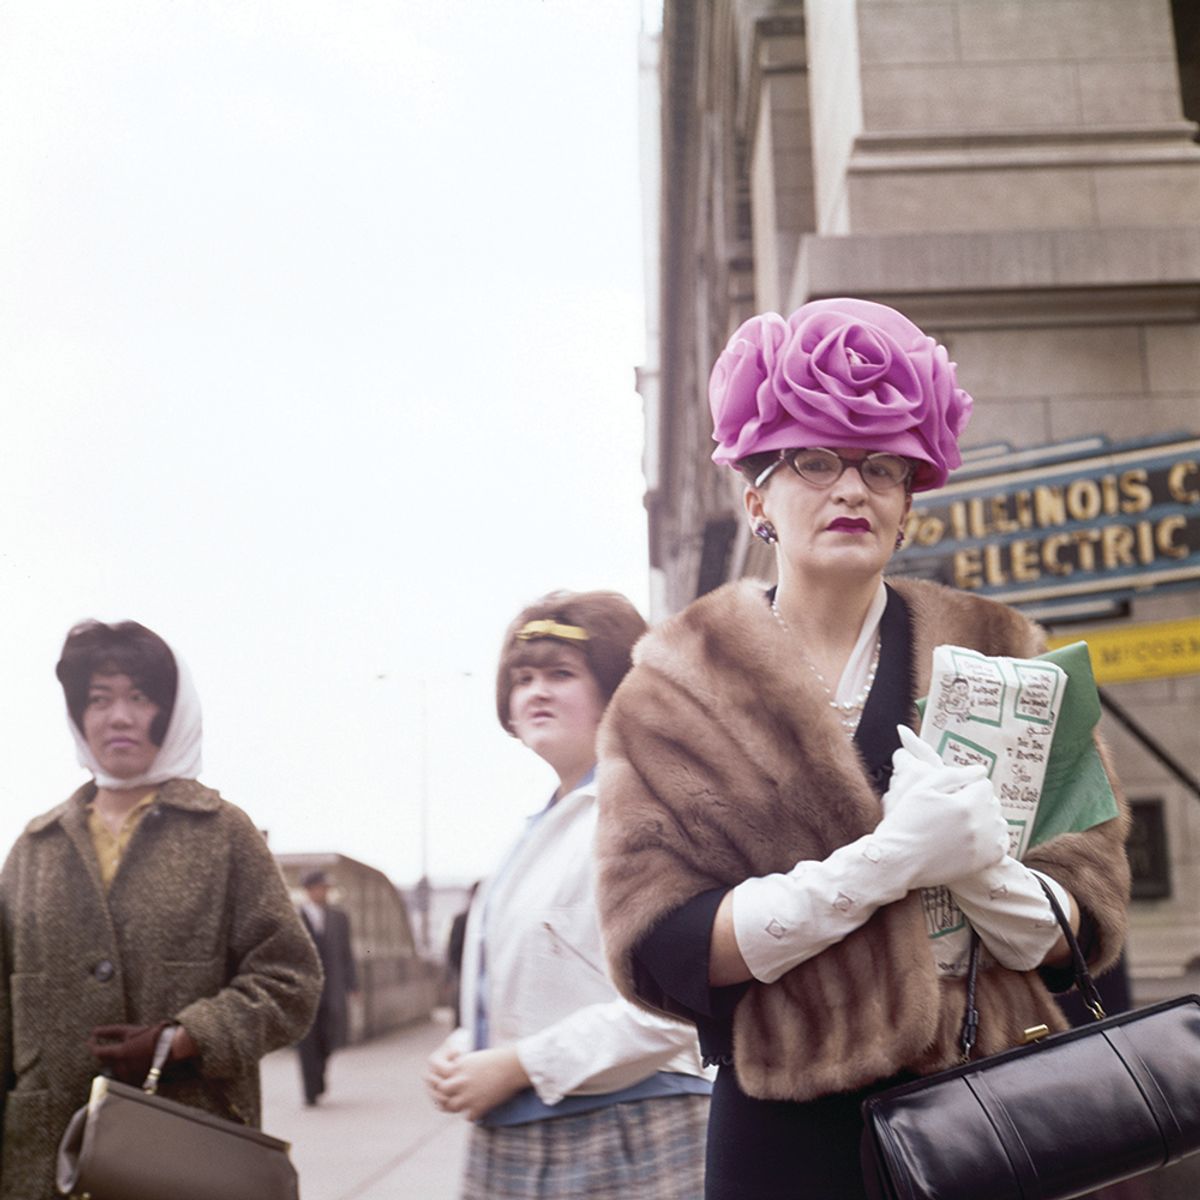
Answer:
595;576;1130;1103
0;778;323;1200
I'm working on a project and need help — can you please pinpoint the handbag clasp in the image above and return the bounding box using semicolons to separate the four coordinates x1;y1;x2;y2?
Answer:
1022;1024;1050;1044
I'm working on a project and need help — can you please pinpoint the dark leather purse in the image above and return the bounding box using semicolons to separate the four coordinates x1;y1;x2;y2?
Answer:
860;883;1200;1200
57;1027;299;1200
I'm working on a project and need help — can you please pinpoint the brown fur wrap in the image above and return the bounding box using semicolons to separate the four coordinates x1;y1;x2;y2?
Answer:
595;576;1130;1102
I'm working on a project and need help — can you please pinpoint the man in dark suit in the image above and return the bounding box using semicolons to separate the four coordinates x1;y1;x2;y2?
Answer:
296;869;359;1106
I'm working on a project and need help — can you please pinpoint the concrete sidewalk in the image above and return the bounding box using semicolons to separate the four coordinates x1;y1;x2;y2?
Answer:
261;1010;469;1200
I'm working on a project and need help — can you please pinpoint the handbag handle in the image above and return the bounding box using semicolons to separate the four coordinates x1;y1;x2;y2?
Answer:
959;932;982;1062
143;1024;179;1095
1036;875;1106;1021
958;877;1105;1060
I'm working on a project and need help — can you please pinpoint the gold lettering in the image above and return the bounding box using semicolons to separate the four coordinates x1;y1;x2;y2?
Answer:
925;459;1195;595
1013;490;1034;530
1101;474;1121;516
916;515;945;546
968;498;990;539
983;543;1008;586
1042;534;1074;575
1034;484;1067;528
990;494;1020;535
1156;515;1188;559
950;502;969;541
1072;528;1101;571
1136;520;1155;565
1168;461;1200;504
1120;469;1152;514
1066;479;1102;522
1101;524;1136;568
954;548;983;589
1010;539;1040;583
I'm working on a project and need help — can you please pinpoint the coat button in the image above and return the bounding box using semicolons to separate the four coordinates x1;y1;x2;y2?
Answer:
93;959;115;982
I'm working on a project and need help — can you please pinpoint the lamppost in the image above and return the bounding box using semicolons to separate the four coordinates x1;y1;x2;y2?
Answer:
375;669;470;959
416;675;430;956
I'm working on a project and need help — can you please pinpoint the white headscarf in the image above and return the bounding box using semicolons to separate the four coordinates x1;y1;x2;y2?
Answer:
67;646;203;789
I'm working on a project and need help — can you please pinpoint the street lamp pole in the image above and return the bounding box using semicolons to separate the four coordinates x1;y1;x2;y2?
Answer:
418;675;430;956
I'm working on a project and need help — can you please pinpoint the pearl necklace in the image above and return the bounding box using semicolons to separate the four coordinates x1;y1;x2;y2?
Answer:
770;602;881;734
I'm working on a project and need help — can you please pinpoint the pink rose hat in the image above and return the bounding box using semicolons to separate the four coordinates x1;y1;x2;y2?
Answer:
708;298;972;491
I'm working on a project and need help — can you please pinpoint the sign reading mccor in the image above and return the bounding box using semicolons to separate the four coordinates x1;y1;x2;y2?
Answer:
889;435;1200;608
1045;618;1200;685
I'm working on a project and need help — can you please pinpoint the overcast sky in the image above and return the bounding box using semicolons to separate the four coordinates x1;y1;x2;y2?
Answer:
0;0;656;885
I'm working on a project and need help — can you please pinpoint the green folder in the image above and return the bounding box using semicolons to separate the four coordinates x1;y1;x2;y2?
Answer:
917;641;1119;849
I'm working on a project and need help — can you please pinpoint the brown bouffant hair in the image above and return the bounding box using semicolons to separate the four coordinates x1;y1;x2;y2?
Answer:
495;591;648;733
56;620;178;746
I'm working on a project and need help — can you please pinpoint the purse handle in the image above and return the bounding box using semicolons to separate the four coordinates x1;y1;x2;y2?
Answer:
958;877;1105;1061
142;1024;179;1095
1037;875;1106;1022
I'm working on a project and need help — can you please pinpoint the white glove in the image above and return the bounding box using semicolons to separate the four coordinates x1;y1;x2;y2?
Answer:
733;726;1009;984
951;863;1072;971
891;729;1074;971
874;726;1011;892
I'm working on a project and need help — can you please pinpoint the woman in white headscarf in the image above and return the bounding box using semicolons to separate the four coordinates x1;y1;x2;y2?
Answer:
0;619;322;1200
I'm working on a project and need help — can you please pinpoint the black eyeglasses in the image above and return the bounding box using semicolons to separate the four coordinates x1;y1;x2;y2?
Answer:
754;447;913;493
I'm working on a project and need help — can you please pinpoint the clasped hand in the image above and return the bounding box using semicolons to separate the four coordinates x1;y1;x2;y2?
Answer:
424;1038;532;1122
882;727;1073;970
876;726;1009;892
729;727;1050;986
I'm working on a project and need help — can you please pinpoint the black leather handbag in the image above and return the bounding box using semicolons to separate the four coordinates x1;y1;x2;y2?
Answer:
860;883;1200;1200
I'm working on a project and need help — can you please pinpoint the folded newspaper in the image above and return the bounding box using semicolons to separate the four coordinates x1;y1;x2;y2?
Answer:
915;641;1119;975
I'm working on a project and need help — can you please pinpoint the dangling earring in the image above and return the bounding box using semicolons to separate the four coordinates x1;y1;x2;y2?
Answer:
894;529;905;551
754;520;778;545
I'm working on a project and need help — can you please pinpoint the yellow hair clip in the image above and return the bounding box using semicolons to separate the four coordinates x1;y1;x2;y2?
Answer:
515;619;590;643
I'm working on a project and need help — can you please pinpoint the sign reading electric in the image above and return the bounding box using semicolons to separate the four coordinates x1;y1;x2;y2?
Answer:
890;436;1200;607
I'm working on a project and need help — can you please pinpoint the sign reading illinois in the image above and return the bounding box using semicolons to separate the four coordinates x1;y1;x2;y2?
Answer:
889;435;1200;608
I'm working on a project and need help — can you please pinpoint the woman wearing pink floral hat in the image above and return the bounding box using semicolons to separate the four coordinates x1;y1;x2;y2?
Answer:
594;299;1130;1198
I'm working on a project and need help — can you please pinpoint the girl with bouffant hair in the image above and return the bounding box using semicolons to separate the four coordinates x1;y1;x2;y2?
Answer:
493;590;648;732
427;590;711;1200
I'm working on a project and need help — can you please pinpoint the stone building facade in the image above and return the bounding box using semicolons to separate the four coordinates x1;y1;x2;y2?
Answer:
640;0;1200;992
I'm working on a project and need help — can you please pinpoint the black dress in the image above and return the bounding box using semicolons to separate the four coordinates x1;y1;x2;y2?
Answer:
631;586;916;1199
631;586;1098;1199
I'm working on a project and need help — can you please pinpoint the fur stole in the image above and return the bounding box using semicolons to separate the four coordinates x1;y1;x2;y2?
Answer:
595;576;1130;1102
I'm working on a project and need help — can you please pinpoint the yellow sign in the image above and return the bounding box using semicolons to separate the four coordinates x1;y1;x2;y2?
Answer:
1046;618;1200;685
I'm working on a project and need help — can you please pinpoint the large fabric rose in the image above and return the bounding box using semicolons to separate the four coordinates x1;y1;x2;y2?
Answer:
708;312;790;464
708;298;972;490
901;332;973;489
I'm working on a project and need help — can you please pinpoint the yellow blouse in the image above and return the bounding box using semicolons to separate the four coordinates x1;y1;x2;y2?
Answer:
86;791;158;888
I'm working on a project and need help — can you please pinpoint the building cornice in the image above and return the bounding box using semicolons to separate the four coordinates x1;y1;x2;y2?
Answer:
792;228;1200;327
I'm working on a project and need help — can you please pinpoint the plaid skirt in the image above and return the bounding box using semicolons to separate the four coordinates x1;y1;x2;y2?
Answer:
460;1093;709;1200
